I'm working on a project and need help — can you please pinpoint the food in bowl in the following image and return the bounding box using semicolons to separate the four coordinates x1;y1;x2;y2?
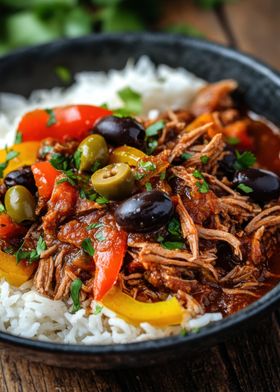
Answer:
0;57;279;344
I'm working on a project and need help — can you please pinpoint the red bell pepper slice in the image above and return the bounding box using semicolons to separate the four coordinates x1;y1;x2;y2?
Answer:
32;161;60;200
18;105;112;142
93;220;127;301
0;213;25;240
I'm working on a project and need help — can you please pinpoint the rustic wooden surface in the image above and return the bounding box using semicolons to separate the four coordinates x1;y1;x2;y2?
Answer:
1;1;280;391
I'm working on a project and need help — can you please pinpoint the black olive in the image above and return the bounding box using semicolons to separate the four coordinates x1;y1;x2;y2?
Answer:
115;190;174;233
233;168;280;203
4;166;37;193
218;151;237;180
93;115;146;150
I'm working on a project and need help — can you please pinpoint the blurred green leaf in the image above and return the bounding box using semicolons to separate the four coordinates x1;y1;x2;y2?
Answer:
195;0;232;9
164;24;204;38
91;0;122;6
98;6;145;32
55;65;72;83
0;0;77;9
5;11;60;47
63;7;92;37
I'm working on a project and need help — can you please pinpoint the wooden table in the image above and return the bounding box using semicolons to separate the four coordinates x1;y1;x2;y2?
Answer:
1;1;280;391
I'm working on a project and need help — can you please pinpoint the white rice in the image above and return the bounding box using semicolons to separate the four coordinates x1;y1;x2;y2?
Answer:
0;57;223;344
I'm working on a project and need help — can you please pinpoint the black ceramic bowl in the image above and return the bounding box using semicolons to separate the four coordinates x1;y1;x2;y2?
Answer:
0;33;279;369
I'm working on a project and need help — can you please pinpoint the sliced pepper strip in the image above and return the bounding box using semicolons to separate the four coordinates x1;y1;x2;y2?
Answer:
0;249;36;287
32;161;60;200
18;105;112;142
102;286;184;327
0;142;40;177
0;213;25;240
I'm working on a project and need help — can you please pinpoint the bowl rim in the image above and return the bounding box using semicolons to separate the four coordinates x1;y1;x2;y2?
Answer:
0;32;279;355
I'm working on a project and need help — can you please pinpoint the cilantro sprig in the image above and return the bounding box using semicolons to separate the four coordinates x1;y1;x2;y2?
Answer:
234;151;256;170
70;279;83;314
15;236;47;264
193;169;209;194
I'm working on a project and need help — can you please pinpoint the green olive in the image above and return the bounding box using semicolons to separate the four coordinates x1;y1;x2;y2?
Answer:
4;185;36;223
78;134;109;172
91;163;135;201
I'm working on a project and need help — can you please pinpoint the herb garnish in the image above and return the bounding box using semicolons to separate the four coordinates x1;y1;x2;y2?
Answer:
162;241;185;250
45;108;57;127
200;155;209;164
50;153;71;171
146;120;165;137
96;195;109;205
145;182;152;191
117;87;142;115
0;203;5;213
237;183;253;194
55;66;72;84
193;169;209;194
15;132;23;144
95;230;106;242
93;304;103;315
70;278;83;314
167;217;182;239
73;149;82;170
87;222;103;231
234;151;256;170
0;148;20;178
81;238;95;256
16;236;47;264
91;161;101;173
226;136;240;145
146;139;158;155
160;171;166;180
181;152;193;161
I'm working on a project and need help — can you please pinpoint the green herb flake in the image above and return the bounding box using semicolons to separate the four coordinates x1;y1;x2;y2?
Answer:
180;328;188;337
160;171;166;181
181;152;193;161
234;151;256;170
139;161;156;172
200;155;209;164
226;136;240;145
145;182;152;191
93;304;103;315
15;132;23;144
157;235;165;243
45;108;57;127
191;327;200;334
237;183;253;194
87;222;103;231
74;149;82;170
0;203;5;213
50;153;69;171
147;139;158;155
96;195;109;205
0;149;20;178
15;236;46;264
117;87;142;115
56;177;76;186
193;169;209;193
91;161;101;173
55;66;72;84
95;230;106;242
162;241;185;250
167;218;182;239
193;169;204;180
70;278;83;314
81;238;95;256
145;120;165;137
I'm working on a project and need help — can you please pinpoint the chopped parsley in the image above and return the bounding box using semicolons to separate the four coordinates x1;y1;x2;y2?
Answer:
0;148;20;178
96;195;109;205
181;152;193;161
162;241;185;250
167;218;182;239
237;183;253;194
193;169;209;194
95;230;106;242
226;136;240;145
145;182;152;191
160;171;166;180
70;278;82;314
234;151;256;170
91;161;101;173
73;149;82;170
55;65;72;84
145;120;165;137
93;304;103;315
117;87;142;115
56;177;76;186
139;161;156;171
180;328;188;337
81;238;95;256
146;139;158;155
200;155;209;164
0;203;5;213
50;153;71;171
87;222;103;231
45;108;57;127
15;236;47;264
15;132;23;144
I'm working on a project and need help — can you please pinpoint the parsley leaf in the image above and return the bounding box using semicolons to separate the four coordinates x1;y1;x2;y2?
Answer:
93;304;103;315
70;278;83;314
200;155;209;164
145;182;152;191
181;152;193;161
193;169;209;193
81;238;95;256
162;241;185;250
96;195;109;205
87;222;103;231
95;230;106;242
145;120;165;137
146;139;158;155
160;171;166;180
167;218;182;239
74;149;82;170
226;136;240;145
15;236;46;264
193;169;204;179
139;161;156;171
117;87;142;115
234;151;256;170
45;108;57;127
237;183;253;194
0;149;20;178
55;66;72;84
56;177;76;186
50;153;70;171
15;132;23;144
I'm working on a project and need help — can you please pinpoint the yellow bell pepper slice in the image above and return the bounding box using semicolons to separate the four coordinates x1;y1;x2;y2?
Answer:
102;286;183;327
0;142;40;177
0;250;36;287
110;146;146;167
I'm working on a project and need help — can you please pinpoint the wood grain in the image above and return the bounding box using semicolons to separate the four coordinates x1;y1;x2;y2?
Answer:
1;0;280;391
